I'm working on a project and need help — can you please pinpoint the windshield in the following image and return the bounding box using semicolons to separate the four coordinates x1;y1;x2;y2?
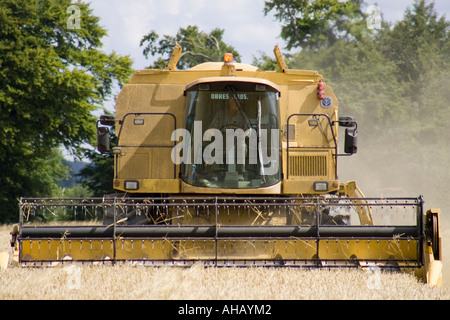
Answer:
178;82;281;189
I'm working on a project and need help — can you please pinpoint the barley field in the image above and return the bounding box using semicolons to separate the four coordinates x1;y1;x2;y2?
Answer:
1;224;449;300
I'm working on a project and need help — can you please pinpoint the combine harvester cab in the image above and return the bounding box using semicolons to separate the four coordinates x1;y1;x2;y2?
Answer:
11;45;443;286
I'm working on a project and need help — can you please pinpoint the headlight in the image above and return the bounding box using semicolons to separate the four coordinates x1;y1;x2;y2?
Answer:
314;181;328;191
125;181;139;190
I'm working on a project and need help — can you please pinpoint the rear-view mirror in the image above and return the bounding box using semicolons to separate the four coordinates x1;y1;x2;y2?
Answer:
344;128;358;154
97;126;110;153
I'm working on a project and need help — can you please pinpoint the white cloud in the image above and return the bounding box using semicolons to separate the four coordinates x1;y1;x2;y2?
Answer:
89;0;284;68
88;0;450;70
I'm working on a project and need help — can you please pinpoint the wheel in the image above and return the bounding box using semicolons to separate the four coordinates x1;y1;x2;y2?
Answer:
426;211;440;260
431;213;440;260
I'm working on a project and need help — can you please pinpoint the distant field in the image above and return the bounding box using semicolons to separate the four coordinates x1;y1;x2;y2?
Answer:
1;224;449;300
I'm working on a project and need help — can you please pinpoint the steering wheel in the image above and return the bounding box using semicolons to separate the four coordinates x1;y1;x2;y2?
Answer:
219;124;248;132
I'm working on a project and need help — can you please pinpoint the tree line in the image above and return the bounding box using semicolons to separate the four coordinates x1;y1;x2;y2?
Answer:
0;0;448;223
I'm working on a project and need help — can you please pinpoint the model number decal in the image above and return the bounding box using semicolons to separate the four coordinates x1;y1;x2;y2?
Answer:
210;93;248;100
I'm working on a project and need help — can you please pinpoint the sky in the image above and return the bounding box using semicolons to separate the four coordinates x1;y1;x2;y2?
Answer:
86;0;450;70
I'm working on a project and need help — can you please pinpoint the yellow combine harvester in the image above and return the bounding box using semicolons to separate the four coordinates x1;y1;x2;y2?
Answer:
11;45;443;286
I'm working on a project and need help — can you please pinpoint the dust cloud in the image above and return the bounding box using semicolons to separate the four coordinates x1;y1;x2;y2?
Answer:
338;120;450;287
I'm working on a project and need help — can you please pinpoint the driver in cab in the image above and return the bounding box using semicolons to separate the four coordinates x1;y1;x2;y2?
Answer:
209;95;251;131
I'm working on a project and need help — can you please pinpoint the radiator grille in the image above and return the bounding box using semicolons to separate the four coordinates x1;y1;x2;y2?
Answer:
289;155;327;177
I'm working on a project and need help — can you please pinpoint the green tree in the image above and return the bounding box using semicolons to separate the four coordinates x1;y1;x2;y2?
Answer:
378;1;450;206
289;37;406;133
140;25;241;69
78;125;117;197
285;0;450;208
0;0;134;223
251;51;281;71
263;0;368;50
378;0;449;85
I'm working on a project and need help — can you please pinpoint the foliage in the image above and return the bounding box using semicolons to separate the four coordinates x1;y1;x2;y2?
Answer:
0;0;134;223
0;149;69;223
282;0;450;205
140;25;241;69
378;1;449;86
263;0;368;50
78;127;117;197
251;51;281;71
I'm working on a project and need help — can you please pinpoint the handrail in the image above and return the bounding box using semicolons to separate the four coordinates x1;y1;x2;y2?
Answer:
286;113;338;179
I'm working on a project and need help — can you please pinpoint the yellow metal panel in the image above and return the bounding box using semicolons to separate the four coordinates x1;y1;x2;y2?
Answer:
120;153;149;179
171;239;217;260
115;239;217;260
19;238;419;265
150;149;174;179
113;239;318;261
180;181;281;194
216;239;317;260
114;179;180;193
283;180;315;194
115;83;185;123
283;180;339;195
141;178;180;192
116;239;171;260
117;111;178;147
318;239;418;261
117;148;175;181
21;239;114;261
